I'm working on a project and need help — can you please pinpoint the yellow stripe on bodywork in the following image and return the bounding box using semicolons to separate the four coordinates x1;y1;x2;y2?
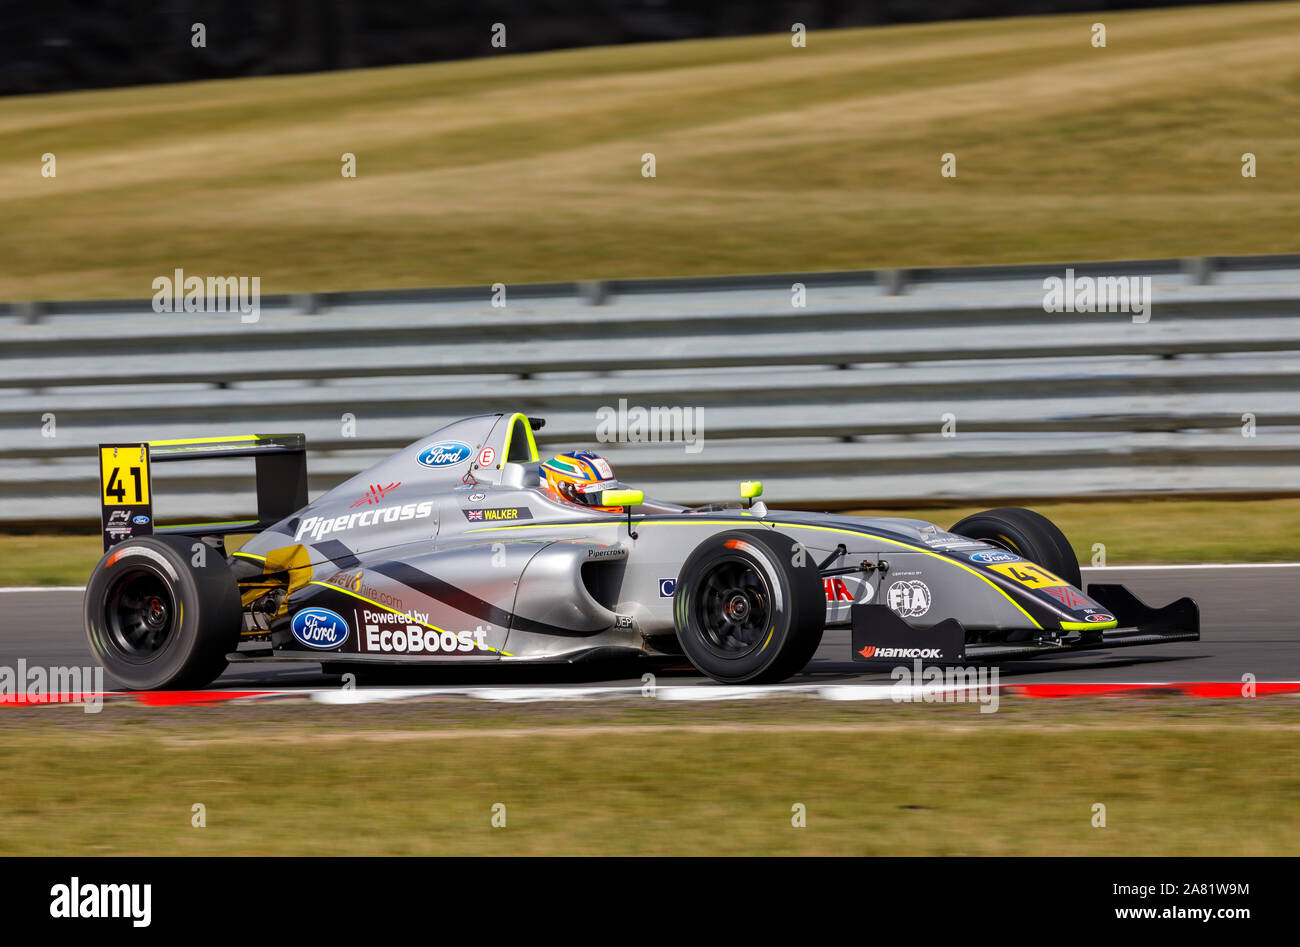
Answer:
462;516;755;535
1060;619;1118;631
165;519;259;530
148;435;260;446
466;518;1044;630
306;580;513;656
771;522;1044;631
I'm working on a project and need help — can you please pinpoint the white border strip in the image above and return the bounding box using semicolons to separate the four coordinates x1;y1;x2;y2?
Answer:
0;586;86;593
8;681;1300;708
1083;563;1300;571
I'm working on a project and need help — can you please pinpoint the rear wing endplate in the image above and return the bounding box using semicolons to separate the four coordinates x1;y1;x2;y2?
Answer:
98;434;307;551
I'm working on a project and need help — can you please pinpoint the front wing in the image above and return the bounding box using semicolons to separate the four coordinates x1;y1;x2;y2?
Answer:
852;583;1199;664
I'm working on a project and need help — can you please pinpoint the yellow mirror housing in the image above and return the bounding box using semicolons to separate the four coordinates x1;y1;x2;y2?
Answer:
601;488;644;508
740;481;763;500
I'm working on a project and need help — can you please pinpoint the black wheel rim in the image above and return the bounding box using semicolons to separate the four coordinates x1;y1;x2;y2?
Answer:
692;556;773;658
104;566;176;661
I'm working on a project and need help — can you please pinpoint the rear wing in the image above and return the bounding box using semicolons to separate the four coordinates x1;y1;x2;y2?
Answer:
98;434;307;551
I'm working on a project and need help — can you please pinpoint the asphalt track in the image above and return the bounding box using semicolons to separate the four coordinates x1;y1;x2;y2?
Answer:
2;566;1296;691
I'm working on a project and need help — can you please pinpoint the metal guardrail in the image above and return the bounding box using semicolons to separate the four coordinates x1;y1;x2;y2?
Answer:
2;253;1299;523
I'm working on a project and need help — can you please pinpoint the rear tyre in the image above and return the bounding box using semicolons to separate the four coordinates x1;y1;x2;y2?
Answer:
673;530;825;684
84;536;241;690
949;507;1082;587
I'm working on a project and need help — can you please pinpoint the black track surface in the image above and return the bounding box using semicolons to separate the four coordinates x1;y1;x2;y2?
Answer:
2;567;1295;691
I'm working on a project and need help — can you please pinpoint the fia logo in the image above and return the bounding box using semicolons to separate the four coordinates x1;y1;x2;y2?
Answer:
887;580;932;618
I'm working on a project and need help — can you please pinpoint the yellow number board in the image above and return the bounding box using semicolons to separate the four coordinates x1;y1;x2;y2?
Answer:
99;444;151;505
985;561;1065;589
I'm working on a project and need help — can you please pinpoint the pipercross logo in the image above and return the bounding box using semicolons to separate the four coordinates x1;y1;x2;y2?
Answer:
293;501;433;542
351;481;400;507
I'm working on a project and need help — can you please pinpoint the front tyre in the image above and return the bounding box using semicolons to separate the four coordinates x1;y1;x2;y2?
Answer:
949;506;1082;587
84;536;241;690
673;530;824;684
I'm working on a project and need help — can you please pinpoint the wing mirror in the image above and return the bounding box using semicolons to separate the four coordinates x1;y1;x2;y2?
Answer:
740;481;763;508
601;489;644;539
601;489;644;508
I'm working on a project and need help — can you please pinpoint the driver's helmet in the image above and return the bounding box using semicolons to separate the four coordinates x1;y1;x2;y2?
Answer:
540;451;625;512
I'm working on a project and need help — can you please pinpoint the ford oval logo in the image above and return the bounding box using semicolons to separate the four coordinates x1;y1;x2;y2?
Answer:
132;515;151;525
969;550;1021;564
291;607;350;650
417;440;472;469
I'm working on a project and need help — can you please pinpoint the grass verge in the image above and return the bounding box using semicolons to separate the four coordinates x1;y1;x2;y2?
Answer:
2;3;1299;299
0;697;1296;855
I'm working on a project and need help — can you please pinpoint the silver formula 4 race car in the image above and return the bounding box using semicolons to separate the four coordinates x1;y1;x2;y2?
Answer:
85;412;1199;689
